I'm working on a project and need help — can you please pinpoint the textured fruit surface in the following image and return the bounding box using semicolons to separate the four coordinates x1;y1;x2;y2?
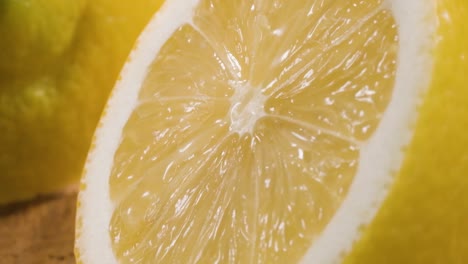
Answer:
344;0;468;263
0;0;164;204
108;0;398;262
76;0;468;263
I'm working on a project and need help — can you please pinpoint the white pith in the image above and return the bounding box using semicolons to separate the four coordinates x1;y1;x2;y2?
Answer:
76;0;435;263
229;80;267;135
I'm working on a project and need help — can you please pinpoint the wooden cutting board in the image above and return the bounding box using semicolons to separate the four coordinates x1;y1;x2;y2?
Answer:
0;193;77;264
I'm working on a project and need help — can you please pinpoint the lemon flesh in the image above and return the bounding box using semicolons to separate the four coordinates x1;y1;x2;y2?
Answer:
0;0;164;204
109;0;398;262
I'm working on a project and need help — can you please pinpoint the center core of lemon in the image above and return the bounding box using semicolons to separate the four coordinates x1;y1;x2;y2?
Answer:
229;81;267;135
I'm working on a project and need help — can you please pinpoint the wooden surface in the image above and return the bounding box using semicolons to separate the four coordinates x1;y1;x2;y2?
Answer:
0;193;77;264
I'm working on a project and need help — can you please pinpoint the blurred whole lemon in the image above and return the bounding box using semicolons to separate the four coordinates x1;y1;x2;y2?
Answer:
0;0;163;204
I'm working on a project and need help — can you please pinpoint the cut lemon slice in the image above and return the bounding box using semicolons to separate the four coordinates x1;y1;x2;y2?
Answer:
73;0;464;263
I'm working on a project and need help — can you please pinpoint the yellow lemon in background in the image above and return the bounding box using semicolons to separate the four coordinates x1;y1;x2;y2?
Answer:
0;0;164;205
75;0;468;263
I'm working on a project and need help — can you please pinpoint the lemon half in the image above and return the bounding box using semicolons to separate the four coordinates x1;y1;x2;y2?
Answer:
76;0;468;263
